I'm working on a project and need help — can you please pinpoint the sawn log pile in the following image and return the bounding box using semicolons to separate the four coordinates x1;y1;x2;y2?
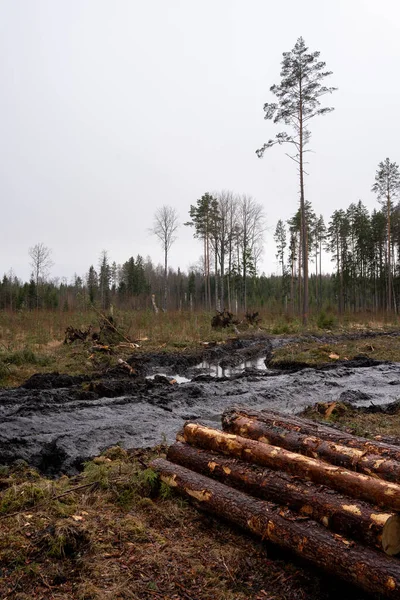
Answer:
151;407;400;598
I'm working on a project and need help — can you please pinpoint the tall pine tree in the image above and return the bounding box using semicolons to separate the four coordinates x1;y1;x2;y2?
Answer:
256;37;336;324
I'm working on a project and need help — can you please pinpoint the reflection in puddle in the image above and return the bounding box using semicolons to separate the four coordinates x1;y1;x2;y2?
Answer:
146;373;191;384
147;357;268;384
196;356;267;378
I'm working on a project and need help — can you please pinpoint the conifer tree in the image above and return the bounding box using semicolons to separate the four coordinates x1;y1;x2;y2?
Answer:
257;37;336;324
185;193;219;310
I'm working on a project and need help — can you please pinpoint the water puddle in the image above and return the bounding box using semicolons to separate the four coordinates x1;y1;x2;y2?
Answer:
146;373;191;384
194;356;268;378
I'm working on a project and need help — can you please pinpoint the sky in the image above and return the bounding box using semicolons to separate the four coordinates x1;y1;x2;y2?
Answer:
1;0;400;282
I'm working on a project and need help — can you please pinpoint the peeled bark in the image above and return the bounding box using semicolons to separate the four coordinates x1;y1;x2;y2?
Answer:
222;412;400;483
151;457;400;598
182;423;400;512
168;441;400;554
222;407;400;462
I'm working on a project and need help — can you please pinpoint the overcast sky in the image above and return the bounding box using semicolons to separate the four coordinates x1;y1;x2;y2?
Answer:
1;0;399;282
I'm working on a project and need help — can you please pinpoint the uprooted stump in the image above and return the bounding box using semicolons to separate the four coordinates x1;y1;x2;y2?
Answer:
245;311;261;326
64;325;92;344
211;310;238;329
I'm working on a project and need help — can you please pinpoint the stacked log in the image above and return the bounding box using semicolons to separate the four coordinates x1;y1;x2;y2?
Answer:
167;441;400;553
221;408;400;482
182;423;400;512
152;458;400;598
222;407;400;463
150;409;400;598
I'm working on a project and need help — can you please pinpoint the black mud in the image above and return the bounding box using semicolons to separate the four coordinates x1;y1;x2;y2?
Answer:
1;334;400;475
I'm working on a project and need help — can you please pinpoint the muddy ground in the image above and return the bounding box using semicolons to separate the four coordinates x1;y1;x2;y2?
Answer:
1;332;400;475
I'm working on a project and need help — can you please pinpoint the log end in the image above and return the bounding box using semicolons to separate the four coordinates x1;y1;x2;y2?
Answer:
382;514;400;556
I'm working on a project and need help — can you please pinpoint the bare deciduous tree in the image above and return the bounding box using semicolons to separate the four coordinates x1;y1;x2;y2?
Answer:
151;206;179;310
372;158;400;312
29;242;53;308
237;195;266;312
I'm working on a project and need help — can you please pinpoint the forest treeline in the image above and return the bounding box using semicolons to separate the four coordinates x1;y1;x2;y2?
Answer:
2;38;397;319
0;194;398;317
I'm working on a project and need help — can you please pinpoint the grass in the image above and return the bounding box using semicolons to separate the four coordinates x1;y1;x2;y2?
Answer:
269;330;400;367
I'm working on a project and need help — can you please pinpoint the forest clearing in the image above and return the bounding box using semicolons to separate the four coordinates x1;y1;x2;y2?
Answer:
1;309;400;598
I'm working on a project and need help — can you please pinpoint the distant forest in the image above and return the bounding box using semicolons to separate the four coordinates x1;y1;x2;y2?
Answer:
1;193;399;316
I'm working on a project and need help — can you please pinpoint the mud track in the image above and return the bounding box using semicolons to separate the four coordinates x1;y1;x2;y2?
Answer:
1;333;400;475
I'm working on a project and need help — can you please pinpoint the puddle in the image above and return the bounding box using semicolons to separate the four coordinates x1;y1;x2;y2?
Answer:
146;373;191;384
195;356;268;378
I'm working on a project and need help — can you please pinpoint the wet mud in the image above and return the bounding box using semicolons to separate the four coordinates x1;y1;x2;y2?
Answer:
1;333;400;475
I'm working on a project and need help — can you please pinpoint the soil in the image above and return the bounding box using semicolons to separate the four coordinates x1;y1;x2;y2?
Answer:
1;332;400;476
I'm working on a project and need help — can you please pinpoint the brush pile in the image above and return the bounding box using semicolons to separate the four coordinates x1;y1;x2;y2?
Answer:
151;407;400;598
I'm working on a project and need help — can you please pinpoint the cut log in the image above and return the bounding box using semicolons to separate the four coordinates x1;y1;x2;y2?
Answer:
167;441;400;555
222;407;400;462
222;411;400;483
182;423;400;512
151;457;400;598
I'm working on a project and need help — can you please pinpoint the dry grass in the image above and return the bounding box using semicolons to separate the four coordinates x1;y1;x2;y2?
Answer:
0;307;400;387
269;332;400;367
301;401;400;440
0;309;241;387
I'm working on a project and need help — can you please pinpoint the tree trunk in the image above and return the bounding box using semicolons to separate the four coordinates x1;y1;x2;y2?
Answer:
151;458;400;598
299;87;308;326
222;412;400;483
222;408;400;464
167;441;400;554
182;423;400;511
163;242;168;311
388;194;392;313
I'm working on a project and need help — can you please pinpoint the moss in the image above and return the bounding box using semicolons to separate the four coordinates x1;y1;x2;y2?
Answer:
82;462;112;489
102;445;128;461
0;481;51;514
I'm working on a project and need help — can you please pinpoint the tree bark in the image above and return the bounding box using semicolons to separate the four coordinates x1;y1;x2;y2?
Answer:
222;412;400;483
222;408;400;464
151;457;400;598
168;441;400;554
182;423;400;512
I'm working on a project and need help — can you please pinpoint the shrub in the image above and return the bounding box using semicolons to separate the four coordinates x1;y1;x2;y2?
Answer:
316;310;337;330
